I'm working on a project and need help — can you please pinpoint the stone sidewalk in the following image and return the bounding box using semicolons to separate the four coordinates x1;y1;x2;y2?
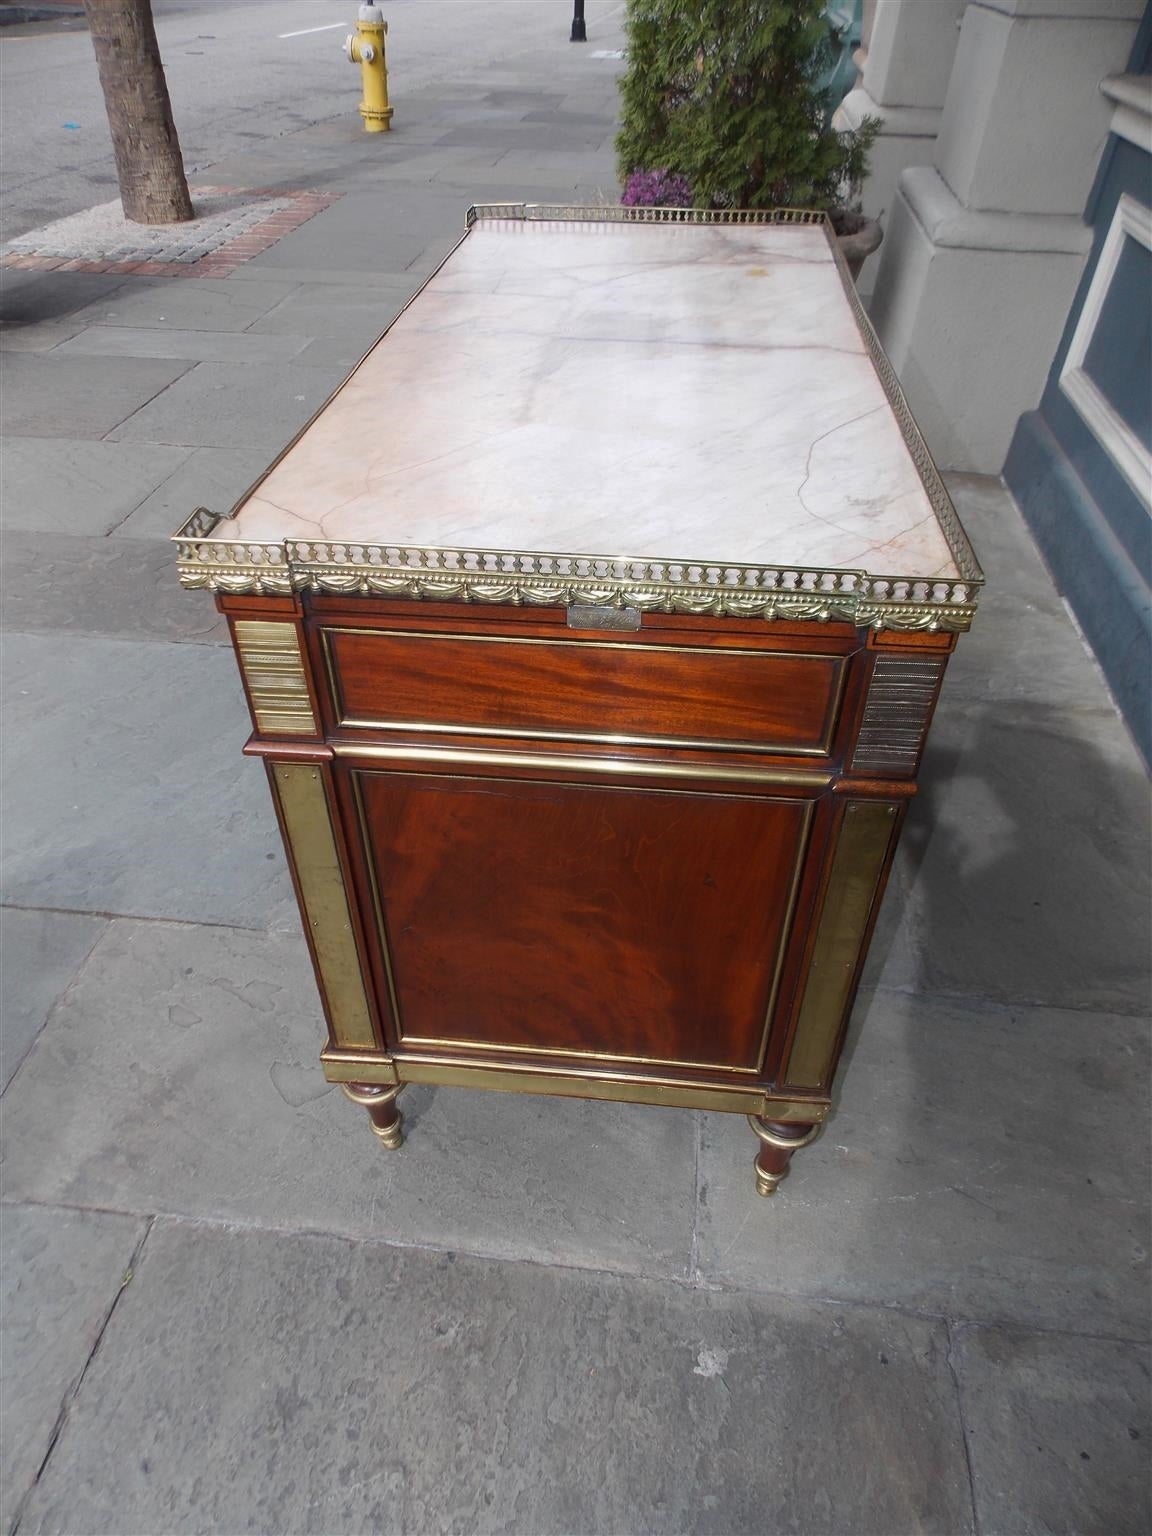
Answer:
2;20;1150;1536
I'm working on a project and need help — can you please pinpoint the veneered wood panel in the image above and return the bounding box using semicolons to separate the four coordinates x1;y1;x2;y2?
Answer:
353;769;813;1072
325;627;846;755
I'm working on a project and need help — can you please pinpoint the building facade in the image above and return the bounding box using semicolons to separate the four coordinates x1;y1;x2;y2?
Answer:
844;0;1150;762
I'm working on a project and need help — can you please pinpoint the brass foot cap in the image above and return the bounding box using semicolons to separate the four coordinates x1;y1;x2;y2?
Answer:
372;1123;403;1150
755;1168;783;1197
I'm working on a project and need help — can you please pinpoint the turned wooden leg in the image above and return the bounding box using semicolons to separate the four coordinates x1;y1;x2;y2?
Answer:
341;1082;404;1148
747;1116;821;1197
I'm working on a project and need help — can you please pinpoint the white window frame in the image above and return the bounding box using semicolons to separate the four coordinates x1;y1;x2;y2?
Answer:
1059;192;1152;510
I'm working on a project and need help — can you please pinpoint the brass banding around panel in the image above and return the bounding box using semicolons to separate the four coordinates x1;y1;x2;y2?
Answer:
269;763;376;1051
783;800;899;1088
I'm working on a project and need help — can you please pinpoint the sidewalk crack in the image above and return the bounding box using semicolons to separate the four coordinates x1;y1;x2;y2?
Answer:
687;1108;702;1286
7;1217;154;1536
98;361;200;445
946;1318;983;1536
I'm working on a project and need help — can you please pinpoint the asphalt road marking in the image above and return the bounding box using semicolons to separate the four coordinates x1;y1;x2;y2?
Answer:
278;22;347;39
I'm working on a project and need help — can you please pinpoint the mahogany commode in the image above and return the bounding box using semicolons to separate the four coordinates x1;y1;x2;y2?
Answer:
175;205;982;1198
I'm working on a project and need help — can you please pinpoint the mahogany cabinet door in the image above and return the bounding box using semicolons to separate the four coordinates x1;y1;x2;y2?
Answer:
347;766;817;1075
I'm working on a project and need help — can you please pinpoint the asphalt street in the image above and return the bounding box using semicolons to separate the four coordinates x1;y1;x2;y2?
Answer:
0;0;624;239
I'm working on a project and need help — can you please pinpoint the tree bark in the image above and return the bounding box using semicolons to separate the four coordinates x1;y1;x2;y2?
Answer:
83;0;193;224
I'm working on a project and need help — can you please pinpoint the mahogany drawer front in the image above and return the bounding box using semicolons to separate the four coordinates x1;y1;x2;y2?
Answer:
321;626;849;757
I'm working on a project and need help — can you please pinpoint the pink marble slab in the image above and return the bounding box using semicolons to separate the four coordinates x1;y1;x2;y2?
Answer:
210;218;960;580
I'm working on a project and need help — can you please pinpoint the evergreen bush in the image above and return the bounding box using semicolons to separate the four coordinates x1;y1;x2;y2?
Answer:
616;0;878;219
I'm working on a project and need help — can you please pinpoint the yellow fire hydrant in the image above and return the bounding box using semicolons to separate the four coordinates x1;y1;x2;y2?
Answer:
345;4;393;133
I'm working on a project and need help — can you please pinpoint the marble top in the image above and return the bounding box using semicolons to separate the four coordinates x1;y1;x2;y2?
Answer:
210;216;960;580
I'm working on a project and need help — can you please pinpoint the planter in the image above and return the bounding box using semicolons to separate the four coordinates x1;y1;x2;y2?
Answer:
831;211;883;283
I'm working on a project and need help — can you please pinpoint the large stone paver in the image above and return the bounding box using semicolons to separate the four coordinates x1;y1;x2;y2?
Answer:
0;270;129;326
1;532;225;644
0;319;84;354
0;354;193;438
246;283;409;338
16;1220;974;1536
954;1326;1151;1536
0;918;698;1281
695;988;1150;1338
241;186;478;274
0;633;296;929
0;438;193;536
0;907;105;1091
862;490;1151;1018
112;444;273;539
0;1204;145;1532
53;325;313;365
107;359;346;450
64;276;301;333
871;697;1151;1015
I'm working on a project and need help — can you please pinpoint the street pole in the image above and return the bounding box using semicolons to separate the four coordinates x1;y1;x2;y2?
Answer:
570;0;586;42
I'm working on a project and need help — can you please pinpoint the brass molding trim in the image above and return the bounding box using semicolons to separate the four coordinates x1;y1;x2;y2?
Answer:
465;203;829;228
326;625;841;660
233;620;316;735
320;1049;399;1085
318;1049;830;1120
398;1032;761;1075
850;656;947;776
269;763;377;1051
340;1081;401;1108
333;740;832;789
747;1116;823;1149
784;800;899;1088
336;715;836;758
321;627;846;758
757;1098;830;1125
392;1053;833;1118
176;510;979;631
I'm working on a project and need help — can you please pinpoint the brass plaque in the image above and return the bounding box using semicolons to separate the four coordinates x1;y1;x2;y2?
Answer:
567;604;642;632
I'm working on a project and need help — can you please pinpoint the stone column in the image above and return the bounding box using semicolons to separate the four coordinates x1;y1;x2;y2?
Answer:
835;0;966;296
868;0;1142;472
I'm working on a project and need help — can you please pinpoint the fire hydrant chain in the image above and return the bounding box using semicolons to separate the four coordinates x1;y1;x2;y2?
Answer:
345;4;393;133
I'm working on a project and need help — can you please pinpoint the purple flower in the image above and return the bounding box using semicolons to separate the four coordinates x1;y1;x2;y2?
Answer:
621;169;694;208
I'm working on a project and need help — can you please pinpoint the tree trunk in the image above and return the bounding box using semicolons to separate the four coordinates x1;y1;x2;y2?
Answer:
83;0;193;224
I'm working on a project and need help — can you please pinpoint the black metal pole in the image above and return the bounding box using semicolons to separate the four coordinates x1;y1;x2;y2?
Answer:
570;0;586;42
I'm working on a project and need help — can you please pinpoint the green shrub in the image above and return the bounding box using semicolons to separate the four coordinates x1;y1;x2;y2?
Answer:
616;0;878;216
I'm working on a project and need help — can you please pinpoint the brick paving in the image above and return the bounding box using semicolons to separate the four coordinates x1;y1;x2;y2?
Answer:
0;187;337;278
